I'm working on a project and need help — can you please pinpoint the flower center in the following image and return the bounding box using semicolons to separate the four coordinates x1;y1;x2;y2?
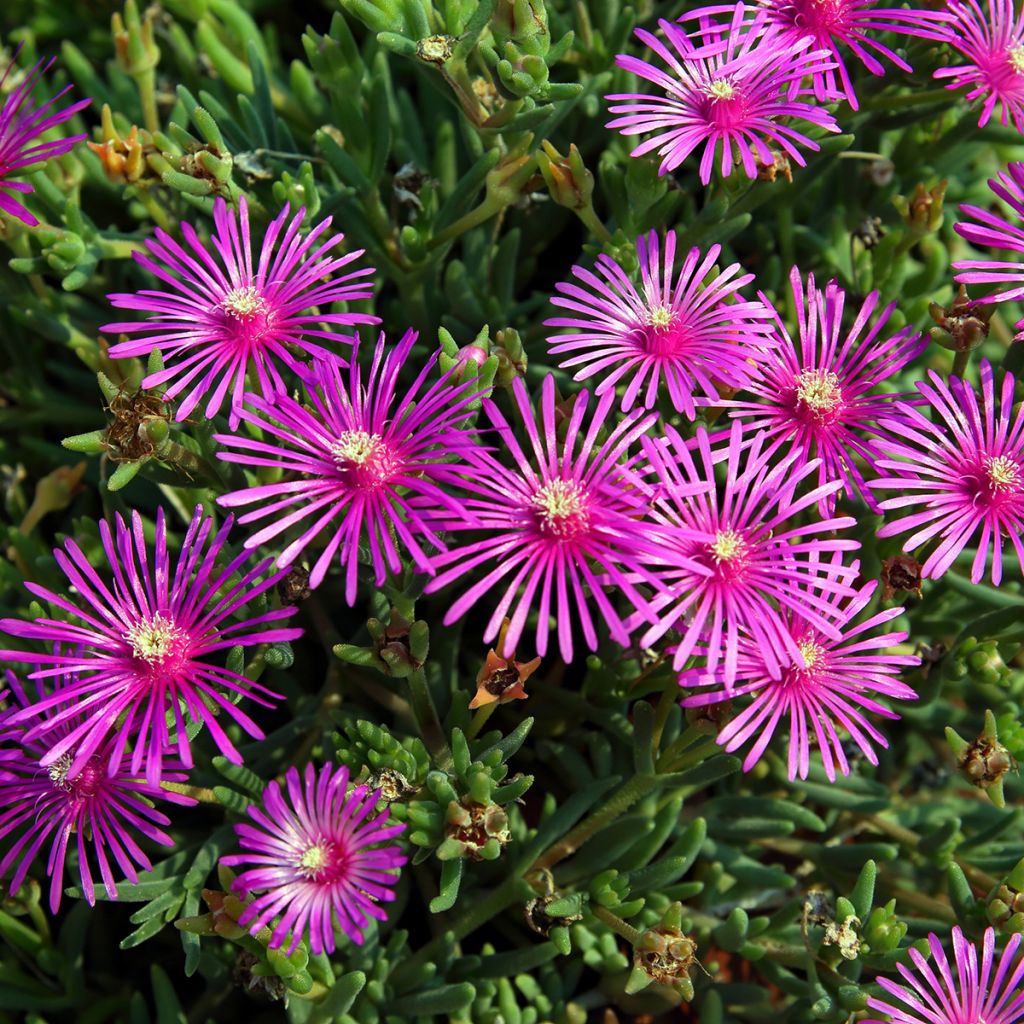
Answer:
124;613;185;664
648;305;675;330
797;638;826;673
711;529;745;562
296;840;345;883
985;454;1021;492
49;754;105;801
1010;44;1024;74
48;753;75;792
330;430;395;488
639;306;694;358
533;479;591;540
706;78;736;101
221;286;268;321
794;368;843;423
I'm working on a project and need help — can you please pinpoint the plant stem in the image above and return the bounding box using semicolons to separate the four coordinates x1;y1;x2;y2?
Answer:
466;702;498;741
952;348;970;378
592;904;643;944
407;667;453;770
531;772;660;872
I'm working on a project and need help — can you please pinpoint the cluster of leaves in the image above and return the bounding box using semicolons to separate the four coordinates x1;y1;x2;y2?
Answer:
2;0;1024;1022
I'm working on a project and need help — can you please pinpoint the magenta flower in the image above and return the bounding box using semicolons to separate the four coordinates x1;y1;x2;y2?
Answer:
222;762;406;955
103;196;378;428
0;506;303;785
606;9;840;184
724;267;927;513
934;0;1024;131
544;231;774;417
865;927;1024;1024
424;374;679;663
680;565;919;780
954;161;1024;340
872;361;1024;585
681;0;951;110
0;670;195;913
0;51;89;226
639;420;861;687
216;329;482;602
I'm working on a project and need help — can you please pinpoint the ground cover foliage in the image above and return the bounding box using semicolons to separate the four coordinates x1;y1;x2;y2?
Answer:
1;0;1024;1022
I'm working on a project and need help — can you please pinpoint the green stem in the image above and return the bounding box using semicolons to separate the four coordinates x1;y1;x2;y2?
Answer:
430;196;504;249
136;68;160;134
466;702;498;742
531;772;660;872
952;348;971;379
592;904;643;945
407;667;453;770
576;205;613;246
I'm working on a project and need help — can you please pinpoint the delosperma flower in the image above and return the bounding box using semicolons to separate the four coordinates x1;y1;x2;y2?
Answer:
424;374;687;663
954;161;1024;339
0;670;195;913
0;506;303;785
679;565;919;780
607;9;840;184
681;0;952;109
222;762;406;955
724;267;927;513
544;231;774;417
216;329;482;602
934;0;1024;131
872;361;1024;585
103;196;379;428
0;50;89;226
639;420;861;687
865;927;1024;1024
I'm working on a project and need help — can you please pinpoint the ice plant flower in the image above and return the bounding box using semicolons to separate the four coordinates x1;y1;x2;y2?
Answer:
724;267;926;513
544;231;774;417
934;0;1024;131
680;0;952;109
865;926;1024;1024
639;420;861;687
606;9;840;184
0;506;303;784
216;329;483;602
679;565;919;780
103;196;379;427
872;360;1024;585
954;161;1024;339
424;374;682;663
0;670;195;913
0;51;89;225
222;762;406;955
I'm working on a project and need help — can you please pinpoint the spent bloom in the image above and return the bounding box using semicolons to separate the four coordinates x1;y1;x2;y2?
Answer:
0;50;89;226
681;0;952;109
639;420;861;688
865;926;1024;1024
103;196;378;427
680;565;919;780
872;361;1024;585
954;161;1024;339
223;762;406;955
0;670;195;913
545;231;774;417
0;506;303;785
216;329;482;602
934;0;1024;131
724;267;926;513
606;9;840;184
424;374;681;663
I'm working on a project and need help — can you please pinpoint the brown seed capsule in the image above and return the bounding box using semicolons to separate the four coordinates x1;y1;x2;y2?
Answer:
881;554;923;600
959;735;1014;788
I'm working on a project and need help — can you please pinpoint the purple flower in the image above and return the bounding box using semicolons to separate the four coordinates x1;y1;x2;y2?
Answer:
865;927;1024;1024
0;51;89;226
934;0;1024;131
0;506;303;785
606;9;840;184
681;0;951;109
680;564;919;780
638;420;861;688
216;329;482;602
424;374;679;663
724;267;927;513
872;360;1024;585
222;762;406;955
0;670;195;913
954;161;1024;339
544;231;774;417
103;196;378;428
